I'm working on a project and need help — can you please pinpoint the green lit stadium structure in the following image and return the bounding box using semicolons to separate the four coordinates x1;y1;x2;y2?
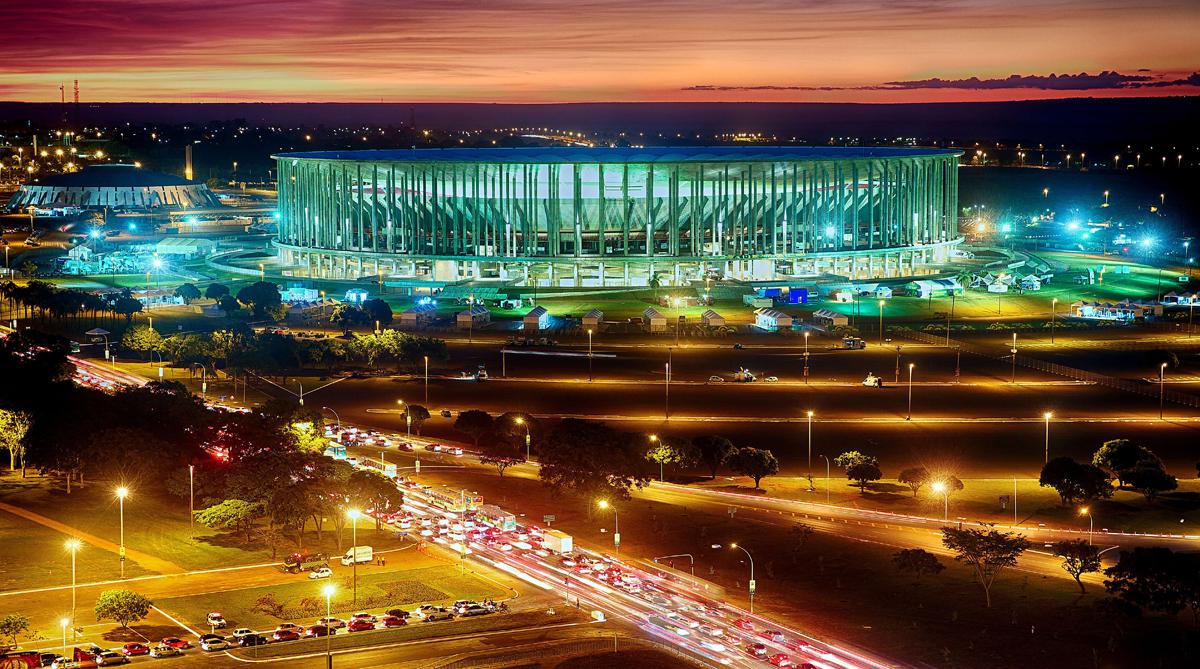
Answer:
273;146;962;287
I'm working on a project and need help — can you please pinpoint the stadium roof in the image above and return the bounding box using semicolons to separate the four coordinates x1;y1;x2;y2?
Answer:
31;164;195;188
274;146;961;165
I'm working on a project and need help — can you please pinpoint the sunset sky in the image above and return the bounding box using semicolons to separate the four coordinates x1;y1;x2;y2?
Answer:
1;0;1197;103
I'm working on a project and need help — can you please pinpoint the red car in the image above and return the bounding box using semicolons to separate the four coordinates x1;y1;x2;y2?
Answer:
348;619;376;632
732;618;755;631
381;615;406;628
745;642;768;657
784;639;812;652
759;629;786;643
120;643;150;656
769;654;794;667
160;637;191;650
272;629;301;642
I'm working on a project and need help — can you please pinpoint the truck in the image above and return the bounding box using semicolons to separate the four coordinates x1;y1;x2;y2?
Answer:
541;529;574;554
340;545;373;566
842;337;866;350
282;552;328;573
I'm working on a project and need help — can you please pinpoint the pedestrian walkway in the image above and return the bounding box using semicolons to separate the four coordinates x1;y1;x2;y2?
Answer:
0;500;185;575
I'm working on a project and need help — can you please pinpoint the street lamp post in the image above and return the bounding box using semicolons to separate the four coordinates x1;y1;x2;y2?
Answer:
806;411;814;471
1079;507;1094;545
1043;411;1053;463
1159;362;1168;419
515;416;531;460
649;434;662;481
1010;332;1018;384
347;509;360;603
587;328;594;381
66;539;81;638
61;618;69;658
906;363;915;420
1050;298;1058;344
323;584;335;669
877;300;885;346
322;406;341;429
188;464;194;540
597;500;619;555
714;543;756;614
664;360;671;421
931;480;949;520
116;486;128;578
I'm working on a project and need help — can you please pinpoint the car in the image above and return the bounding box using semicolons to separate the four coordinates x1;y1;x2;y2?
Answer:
440;410;453;418
200;639;229;652
699;640;727;652
309;566;334;579
206;612;226;628
769;653;795;667
197;634;224;644
764;376;779;383
148;645;181;658
745;642;768;657
759;630;787;643
384;608;411;619
231;628;254;639
347;620;375;632
274;623;302;633
459;604;493;617
783;639;812;652
315;616;346;628
305;625;334;638
699;625;725;637
421;608;455;622
708;375;725;383
120;643;150;656
238;634;269;647
50;660;81;669
95;652;130;666
381;615;406;628
732;618;755;631
351;612;377;624
39;652;59;667
271;630;300;642
160;638;191;650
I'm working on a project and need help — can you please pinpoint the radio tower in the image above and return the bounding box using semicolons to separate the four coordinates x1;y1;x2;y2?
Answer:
73;79;80;127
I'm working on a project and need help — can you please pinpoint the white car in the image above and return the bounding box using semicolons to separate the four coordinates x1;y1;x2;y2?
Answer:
699;625;725;637
764;376;779;383
699;640;727;652
232;628;254;638
200;639;229;652
708;376;724;383
149;645;181;658
308;567;334;579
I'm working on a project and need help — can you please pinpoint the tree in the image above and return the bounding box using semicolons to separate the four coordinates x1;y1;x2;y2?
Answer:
454;410;494;447
346;470;404;529
892;548;945;580
218;294;242;318
404;404;431;435
195;499;261;543
0;614;30;649
205;283;231;300
538;419;652;503
362;298;393;326
834;450;875;470
941;525;1030;607
897;467;930;497
121;323;163;359
1051;539;1102;594
174;283;202;304
846;461;883;494
329;304;366;334
1104;547;1200;624
788;523;814;564
692;435;735;479
1124;465;1178;502
288;422;328;454
0;408;31;475
645;437;697;480
94;589;153;629
236;281;282;318
1039;457;1113;506
112;293;143;323
476;432;526;477
727;447;779;489
1092;439;1162;488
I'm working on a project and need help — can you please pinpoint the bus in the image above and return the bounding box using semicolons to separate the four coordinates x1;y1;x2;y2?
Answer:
362;457;398;479
423;488;480;514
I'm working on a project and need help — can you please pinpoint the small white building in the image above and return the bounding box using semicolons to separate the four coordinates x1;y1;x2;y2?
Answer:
754;308;793;331
456;304;490;329
344;288;369;304
831;289;855;303
643;307;668;333
581;308;603;330
700;309;726;327
1071;300;1163;321
399;303;437;327
1019;275;1043;291
523;305;550;331
281;284;320;303
812;309;849;327
987;282;1009;293
131;288;184;309
154;237;216;259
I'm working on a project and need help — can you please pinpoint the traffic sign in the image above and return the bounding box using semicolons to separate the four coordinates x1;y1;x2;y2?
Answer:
749;579;756;593
543;514;556;525
614;532;621;547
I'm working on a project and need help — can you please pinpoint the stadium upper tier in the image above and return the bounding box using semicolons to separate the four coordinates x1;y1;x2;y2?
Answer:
273;146;963;286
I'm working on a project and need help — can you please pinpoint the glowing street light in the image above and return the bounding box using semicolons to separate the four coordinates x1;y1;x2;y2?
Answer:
930;480;949;520
877;299;886;346
806;411;814;470
514;416;531;460
1103;190;1110;207
1043;412;1053;463
906;363;915;420
1079;507;1094;545
587;328;594;381
322;583;335;667
65;539;81;637
712;543;756;613
116;486;129;578
1159;362;1168;420
597;499;619;554
649;434;663;481
61;618;70;657
1050;298;1058;344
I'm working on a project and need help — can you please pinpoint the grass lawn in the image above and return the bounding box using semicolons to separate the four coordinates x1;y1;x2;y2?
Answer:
412;467;1197;669
158;560;508;630
554;649;688;669
721;475;1200;535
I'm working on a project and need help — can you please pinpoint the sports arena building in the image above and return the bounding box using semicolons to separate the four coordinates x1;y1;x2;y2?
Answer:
273;146;962;287
7;164;221;211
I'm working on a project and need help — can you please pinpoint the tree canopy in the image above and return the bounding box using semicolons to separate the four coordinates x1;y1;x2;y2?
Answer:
942;525;1030;607
1039;457;1113;506
727;447;780;489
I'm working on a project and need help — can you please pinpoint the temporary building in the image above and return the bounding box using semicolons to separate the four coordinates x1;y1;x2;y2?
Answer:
643;307;668;333
581;308;604;329
700;309;726;327
754;308;793;331
523;305;550;331
811;309;849;327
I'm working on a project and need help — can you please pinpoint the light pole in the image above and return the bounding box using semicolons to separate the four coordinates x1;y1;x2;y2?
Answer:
1050;298;1058;344
1159;362;1168;419
66;539;81;638
116;486;128;578
806;411;814;470
1043;411;1053;463
931;480;949;520
906;363;915;421
587;328;594;381
653;553;695;576
323;583;335;669
515;416;531;460
322;406;341;428
803;330;810;383
61;618;69;658
1010;332;1018;384
877;300;885;346
1079;507;1094;545
188;464;194;540
664;360;671;421
649;434;662;481
597;499;619;555
423;355;430;404
714;543;755;614
346;509;360;604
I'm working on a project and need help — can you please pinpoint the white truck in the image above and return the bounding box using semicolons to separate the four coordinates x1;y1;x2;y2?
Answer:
541;529;573;554
340;545;373;566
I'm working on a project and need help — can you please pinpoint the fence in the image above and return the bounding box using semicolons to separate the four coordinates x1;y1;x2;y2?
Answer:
896;327;1200;408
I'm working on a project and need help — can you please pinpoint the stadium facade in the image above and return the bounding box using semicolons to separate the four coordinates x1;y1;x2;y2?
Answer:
7;164;220;211
273;147;962;286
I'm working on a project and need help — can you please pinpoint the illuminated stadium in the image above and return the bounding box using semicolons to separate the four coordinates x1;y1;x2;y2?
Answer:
273;146;962;287
7;164;220;211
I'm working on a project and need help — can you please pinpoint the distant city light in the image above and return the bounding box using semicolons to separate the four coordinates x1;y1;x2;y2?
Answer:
1066;222;1079;231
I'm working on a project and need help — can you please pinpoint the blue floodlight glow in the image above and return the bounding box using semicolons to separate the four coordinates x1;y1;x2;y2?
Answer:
184;216;198;224
1141;238;1154;246
127;223;137;231
1001;223;1012;233
1066;222;1079;231
272;211;281;220
89;229;101;239
824;226;836;237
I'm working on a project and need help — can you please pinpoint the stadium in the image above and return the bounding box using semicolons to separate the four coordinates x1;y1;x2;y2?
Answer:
6;164;221;211
273;146;962;287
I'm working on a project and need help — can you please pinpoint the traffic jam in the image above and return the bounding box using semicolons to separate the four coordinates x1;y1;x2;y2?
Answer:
332;424;889;669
